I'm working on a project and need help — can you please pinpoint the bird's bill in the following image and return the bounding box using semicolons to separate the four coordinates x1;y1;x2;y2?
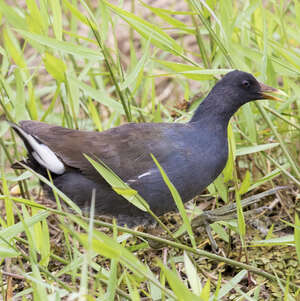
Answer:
259;82;287;102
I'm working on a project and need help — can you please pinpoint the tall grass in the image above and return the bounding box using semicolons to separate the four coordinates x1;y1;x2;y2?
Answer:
0;0;299;299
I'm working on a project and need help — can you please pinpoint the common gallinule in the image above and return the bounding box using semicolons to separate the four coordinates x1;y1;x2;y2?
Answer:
9;70;284;226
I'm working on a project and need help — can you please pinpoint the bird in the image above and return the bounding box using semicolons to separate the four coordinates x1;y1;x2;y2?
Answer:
9;70;285;227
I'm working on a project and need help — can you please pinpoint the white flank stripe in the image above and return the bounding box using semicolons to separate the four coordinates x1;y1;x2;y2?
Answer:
13;125;65;174
127;179;136;183
137;171;151;179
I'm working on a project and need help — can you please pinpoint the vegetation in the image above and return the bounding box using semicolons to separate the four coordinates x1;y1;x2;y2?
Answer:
0;0;299;299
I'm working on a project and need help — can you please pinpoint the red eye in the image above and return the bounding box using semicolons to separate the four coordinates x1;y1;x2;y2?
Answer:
242;80;250;88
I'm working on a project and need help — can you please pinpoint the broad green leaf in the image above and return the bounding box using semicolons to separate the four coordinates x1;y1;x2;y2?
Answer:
211;270;247;300
43;53;66;82
0;45;7;57
39;0;49;29
84;155;149;212
39;218;50;267
26;0;46;34
2;171;14;226
22;205;39;252
184;252;202;296
236;143;279;156
50;0;62;41
66;71;80;121
139;1;195;34
295;214;300;264
295;0;300;27
3;27;27;69
223;122;234;182
0;211;49;257
241;103;257;143
252;235;294;246
219;0;233;42
69;76;137;116
213;174;228;203
158;260;200;301
0;2;27;29
274;45;300;72
200;278;210;301
0;246;19;257
16;29;103;60
252;4;263;50
155;59;203;79
265;224;274;240
151;154;196;247
189;0;234;67
106;259;118;300
154;61;231;80
120;38;151;91
211;223;229;243
87;99;102;131
238;170;251;195
80;234;121;260
113;187;138;196
76;225;150;279
103;0;184;56
30;261;48;300
14;68;27;121
176;69;231;79
236;191;246;241
62;0;96;28
27;83;38;120
248;163;290;191
4;171;31;182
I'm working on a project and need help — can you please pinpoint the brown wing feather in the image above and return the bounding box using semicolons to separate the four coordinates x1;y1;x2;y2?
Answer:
19;120;176;181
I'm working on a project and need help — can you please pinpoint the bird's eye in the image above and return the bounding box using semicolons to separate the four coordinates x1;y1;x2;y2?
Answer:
242;80;250;88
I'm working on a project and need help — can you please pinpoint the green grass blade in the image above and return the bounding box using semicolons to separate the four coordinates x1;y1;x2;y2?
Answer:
151;154;196;248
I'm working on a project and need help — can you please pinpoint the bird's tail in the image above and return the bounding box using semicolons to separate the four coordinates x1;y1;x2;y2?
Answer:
8;122;65;175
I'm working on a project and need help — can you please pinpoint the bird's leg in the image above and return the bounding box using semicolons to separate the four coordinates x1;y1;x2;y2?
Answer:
205;224;218;253
147;186;288;250
175;186;288;248
190;186;288;227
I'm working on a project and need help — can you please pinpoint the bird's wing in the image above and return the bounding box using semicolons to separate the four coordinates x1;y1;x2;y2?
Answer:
19;120;181;182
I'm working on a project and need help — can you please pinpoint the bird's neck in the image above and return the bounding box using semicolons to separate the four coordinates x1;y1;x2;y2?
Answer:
189;91;240;125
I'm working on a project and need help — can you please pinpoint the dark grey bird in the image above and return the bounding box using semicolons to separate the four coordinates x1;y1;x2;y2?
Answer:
9;70;285;226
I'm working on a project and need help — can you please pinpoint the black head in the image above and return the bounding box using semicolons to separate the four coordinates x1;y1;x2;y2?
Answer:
217;70;283;105
190;70;285;123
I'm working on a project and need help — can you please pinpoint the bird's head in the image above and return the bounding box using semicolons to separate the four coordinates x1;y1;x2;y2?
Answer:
217;70;286;105
189;70;287;123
